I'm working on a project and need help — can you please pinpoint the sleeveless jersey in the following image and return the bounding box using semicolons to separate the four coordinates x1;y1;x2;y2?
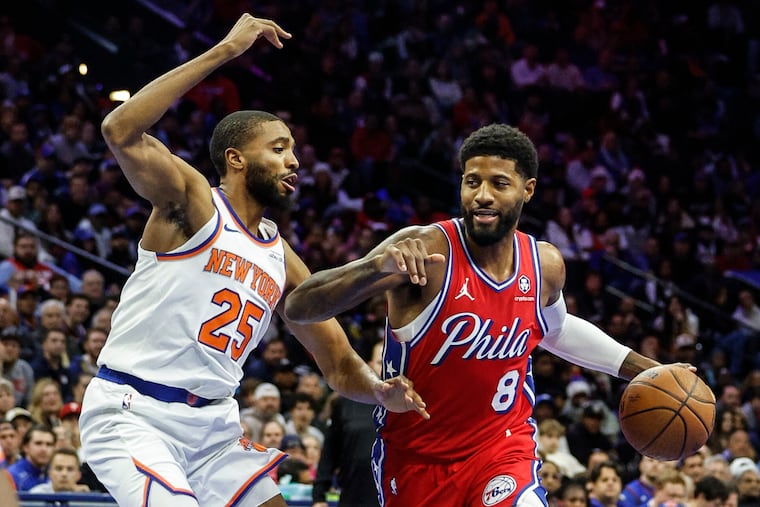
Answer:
375;218;549;462
97;188;286;399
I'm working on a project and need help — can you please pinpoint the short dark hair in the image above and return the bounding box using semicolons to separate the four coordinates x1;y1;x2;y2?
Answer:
209;110;283;177
588;460;621;483
458;124;538;179
694;476;729;502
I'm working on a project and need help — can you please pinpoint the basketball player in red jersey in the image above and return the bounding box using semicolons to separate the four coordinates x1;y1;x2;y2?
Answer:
286;124;675;506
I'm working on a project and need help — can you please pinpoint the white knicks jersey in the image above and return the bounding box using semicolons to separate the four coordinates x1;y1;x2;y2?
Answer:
97;188;286;398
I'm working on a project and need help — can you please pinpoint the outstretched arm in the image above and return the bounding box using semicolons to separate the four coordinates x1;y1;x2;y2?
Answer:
279;241;428;418
284;225;446;323
537;241;661;380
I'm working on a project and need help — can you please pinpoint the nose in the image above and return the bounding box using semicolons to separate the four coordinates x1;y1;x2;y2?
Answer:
287;151;299;170
474;183;493;204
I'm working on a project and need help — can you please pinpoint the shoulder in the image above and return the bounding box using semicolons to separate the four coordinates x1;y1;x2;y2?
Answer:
536;241;566;297
387;223;448;252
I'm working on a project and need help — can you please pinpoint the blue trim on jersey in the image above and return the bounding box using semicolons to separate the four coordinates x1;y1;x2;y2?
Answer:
453;219;520;291
155;207;221;260
96;366;216;407
371;430;386;507
524;355;536;407
212;187;280;246
514;451;546;506
405;222;453;348
529;235;549;336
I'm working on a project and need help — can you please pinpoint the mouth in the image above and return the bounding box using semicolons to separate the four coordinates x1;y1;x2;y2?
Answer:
472;208;499;225
281;173;298;193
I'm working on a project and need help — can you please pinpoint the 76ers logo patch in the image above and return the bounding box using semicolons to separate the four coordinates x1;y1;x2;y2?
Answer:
518;275;530;293
482;475;516;506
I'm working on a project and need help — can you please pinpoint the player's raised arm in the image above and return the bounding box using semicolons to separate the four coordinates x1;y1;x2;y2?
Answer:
100;14;291;209
284;225;446;324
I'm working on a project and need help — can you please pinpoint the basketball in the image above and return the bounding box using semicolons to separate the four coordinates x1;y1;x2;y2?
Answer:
619;365;716;461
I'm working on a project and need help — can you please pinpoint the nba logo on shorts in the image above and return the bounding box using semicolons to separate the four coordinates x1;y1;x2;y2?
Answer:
122;393;133;410
482;475;516;506
518;275;530;294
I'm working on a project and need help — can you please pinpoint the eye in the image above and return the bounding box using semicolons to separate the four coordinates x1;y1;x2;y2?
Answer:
273;147;284;154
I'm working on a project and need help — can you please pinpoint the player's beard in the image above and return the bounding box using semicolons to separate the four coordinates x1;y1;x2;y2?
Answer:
462;201;523;246
245;160;293;212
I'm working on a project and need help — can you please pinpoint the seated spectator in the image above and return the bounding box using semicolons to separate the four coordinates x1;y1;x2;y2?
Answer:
587;461;624;507
0;378;14;421
692;475;730;507
5;407;34;443
240;382;286;444
0;420;21;466
28;378;64;429
566;401;614;467
285;392;325;446
27;447;89;493
538;418;586;479
7;424;56;491
0;232;55;297
729;457;760;505
1;327;34;407
642;468;689;507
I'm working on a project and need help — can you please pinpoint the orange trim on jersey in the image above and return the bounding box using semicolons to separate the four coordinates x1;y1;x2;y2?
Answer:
212;187;281;248
4;469;16;491
133;458;196;499
225;450;287;507
156;213;223;261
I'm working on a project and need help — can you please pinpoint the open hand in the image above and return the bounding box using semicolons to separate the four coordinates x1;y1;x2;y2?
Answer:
377;238;446;286
219;13;292;58
374;375;429;420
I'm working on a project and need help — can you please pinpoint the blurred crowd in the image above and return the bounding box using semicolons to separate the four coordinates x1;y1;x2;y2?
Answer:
0;0;759;504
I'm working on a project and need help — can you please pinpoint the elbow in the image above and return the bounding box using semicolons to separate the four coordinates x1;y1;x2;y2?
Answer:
283;294;313;324
100;108;137;148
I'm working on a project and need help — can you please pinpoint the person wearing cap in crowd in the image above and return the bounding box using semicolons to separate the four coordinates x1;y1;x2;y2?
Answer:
561;377;593;423
76;203;112;259
6;407;34;441
0;185;38;259
7;424;56;491
533;393;563;426
240;382;287;445
566;400;614;467
1;326;34;406
729;457;760;505
55;401;81;452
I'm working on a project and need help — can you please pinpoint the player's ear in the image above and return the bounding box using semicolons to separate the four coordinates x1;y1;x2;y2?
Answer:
524;177;537;202
225;147;245;172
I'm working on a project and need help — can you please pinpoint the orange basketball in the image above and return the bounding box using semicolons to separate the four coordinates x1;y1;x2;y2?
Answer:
619;365;716;461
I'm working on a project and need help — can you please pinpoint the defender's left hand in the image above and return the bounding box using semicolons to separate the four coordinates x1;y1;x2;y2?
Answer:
374;375;430;419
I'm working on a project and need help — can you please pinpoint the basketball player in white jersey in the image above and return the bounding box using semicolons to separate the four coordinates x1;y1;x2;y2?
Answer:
78;14;427;507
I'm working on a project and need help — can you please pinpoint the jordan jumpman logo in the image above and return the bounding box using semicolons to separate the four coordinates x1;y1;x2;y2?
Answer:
454;277;475;301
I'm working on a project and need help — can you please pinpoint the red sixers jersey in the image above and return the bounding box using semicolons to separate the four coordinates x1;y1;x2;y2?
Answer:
373;219;549;463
